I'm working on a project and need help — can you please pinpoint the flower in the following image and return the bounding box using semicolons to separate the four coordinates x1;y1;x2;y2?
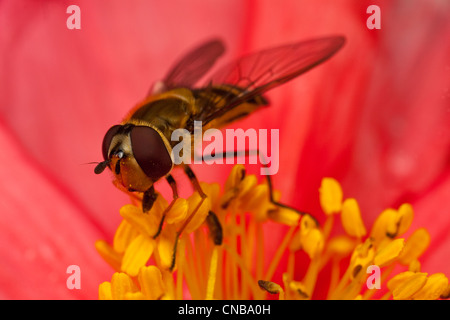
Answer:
96;166;449;300
1;0;449;299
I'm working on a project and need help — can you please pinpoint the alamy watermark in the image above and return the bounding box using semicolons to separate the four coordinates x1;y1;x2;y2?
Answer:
366;265;381;289
66;264;81;289
171;121;280;175
67;4;381;31
367;5;381;30
66;5;81;30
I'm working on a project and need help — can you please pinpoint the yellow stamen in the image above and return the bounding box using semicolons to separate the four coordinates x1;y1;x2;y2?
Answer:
387;271;428;300
396;203;414;236
326;236;357;258
341;198;366;238
264;225;296;281
138;265;165;300
258;280;284;298
120;204;161;238
175;237;186;300
303;253;321;295
95;166;445;300
113;220;139;253
267;207;300;226
165;198;188;224
301;228;325;260
288;279;310;300
412;273;449;300
371;204;414;246
121;234;155;276
184;234;202;299
222;243;261;299
349;238;375;280
296;214;324;259
98;282;112;300
398;228;430;265
440;284;450;299
156;224;177;269
255;222;265;285
95;240;122;271
319;177;343;215
409;259;421;273
205;246;219;300
240;184;272;221
182;192;211;233
110;272;138;300
374;238;404;268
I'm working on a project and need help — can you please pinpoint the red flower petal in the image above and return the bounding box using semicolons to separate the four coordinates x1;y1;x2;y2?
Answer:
1;0;448;299
0;121;110;299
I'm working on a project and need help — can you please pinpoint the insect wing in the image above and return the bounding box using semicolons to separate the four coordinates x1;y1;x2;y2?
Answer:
150;38;226;95
200;36;346;125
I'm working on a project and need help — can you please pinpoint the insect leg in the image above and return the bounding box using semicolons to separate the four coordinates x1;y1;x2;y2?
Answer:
206;210;223;246
176;165;208;234
183;165;223;245
169;164;222;271
183;164;207;198
142;185;158;213
203;150;318;226
152;174;179;239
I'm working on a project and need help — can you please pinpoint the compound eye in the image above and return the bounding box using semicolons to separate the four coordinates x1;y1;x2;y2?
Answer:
101;125;122;160
130;126;173;181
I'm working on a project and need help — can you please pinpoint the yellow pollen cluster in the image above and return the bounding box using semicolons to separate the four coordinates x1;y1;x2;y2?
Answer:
95;165;449;300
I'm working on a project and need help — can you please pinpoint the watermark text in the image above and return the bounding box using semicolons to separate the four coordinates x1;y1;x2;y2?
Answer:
171;121;279;175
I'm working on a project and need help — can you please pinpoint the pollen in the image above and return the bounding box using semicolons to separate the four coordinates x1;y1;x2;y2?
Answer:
95;165;448;300
121;234;155;276
319;177;343;215
387;271;428;300
373;238;404;268
165;198;188;224
398;228;430;265
341;198;366;238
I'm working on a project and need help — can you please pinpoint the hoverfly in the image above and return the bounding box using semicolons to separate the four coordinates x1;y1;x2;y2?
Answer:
94;36;345;267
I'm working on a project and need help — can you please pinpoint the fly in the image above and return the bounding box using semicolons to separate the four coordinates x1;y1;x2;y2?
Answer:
94;36;345;269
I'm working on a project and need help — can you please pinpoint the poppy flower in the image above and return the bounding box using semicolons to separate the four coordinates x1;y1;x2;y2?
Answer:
0;0;449;300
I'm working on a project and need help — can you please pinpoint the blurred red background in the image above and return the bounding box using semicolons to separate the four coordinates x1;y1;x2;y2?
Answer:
0;0;448;299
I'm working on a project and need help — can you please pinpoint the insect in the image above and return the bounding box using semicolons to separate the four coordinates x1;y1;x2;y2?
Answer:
94;36;345;267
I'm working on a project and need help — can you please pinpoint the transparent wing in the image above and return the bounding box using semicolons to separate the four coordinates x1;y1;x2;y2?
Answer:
159;38;226;91
198;35;346;125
